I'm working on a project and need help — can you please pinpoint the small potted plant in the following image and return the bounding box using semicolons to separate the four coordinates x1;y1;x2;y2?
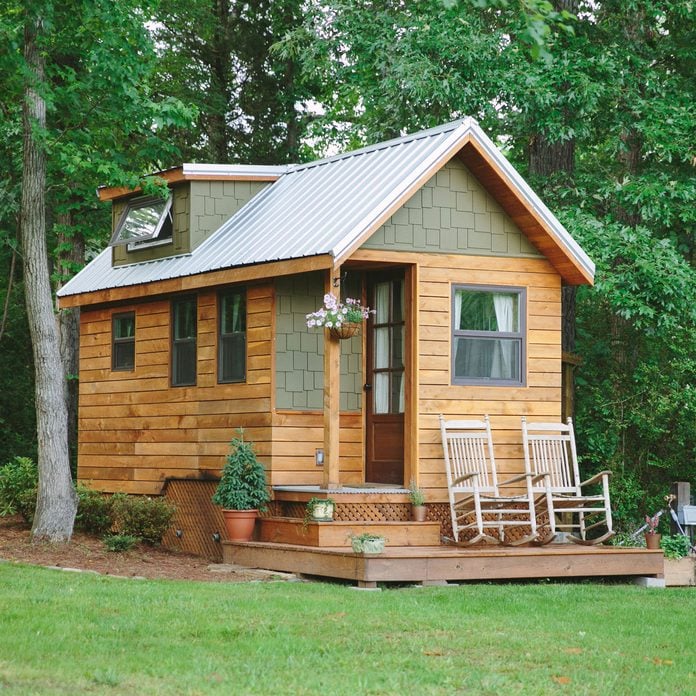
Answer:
305;496;336;523
350;532;386;555
644;513;661;550
212;430;270;542
408;479;427;522
306;293;372;340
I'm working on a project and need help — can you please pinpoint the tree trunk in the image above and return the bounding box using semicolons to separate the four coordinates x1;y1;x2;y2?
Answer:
21;9;77;543
56;211;83;468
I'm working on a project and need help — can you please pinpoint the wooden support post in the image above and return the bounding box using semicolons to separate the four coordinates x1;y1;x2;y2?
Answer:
323;267;341;489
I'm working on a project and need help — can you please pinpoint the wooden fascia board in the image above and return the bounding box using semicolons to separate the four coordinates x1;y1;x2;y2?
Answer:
333;130;473;266
57;254;333;309
98;170;281;202
458;143;593;286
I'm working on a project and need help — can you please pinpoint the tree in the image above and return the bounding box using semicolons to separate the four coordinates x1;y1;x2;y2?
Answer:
153;0;316;163
20;4;77;541
2;0;195;541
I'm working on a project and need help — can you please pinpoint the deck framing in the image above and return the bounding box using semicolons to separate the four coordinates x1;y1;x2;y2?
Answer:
223;541;664;587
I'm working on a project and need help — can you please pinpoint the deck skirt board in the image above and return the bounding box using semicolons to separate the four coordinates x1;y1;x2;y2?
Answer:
223;542;664;584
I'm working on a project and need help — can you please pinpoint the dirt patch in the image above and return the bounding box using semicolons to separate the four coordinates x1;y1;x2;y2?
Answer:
0;516;293;583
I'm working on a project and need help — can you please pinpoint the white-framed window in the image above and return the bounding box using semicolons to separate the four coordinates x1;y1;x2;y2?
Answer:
452;285;525;386
109;195;173;247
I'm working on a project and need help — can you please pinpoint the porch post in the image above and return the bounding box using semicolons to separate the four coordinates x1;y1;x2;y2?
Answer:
323;266;341;489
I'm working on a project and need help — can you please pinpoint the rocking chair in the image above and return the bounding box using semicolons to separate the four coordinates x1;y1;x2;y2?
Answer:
521;417;614;545
439;414;541;546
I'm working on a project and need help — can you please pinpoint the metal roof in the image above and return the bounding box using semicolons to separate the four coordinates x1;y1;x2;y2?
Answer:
58;118;594;299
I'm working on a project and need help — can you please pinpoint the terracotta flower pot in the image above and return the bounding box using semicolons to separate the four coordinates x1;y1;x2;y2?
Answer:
328;323;360;340
645;533;662;550
411;505;427;522
222;509;258;542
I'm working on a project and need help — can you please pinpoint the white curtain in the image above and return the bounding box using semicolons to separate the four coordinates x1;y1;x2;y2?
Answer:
491;293;514;379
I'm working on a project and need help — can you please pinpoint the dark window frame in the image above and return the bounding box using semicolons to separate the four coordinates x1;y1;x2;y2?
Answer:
171;295;197;387
451;284;526;387
112;311;136;371
217;288;247;384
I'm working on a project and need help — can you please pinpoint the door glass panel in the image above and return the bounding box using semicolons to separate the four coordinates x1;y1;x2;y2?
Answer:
391;371;405;414
374;373;389;414
374;327;389;369
391;325;404;368
392;279;404;322
374;282;389;323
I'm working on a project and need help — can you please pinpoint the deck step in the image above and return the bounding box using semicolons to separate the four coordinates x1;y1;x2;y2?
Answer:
258;517;441;547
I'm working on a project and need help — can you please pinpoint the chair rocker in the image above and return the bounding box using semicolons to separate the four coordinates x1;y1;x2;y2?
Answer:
439;414;541;546
521;416;614;545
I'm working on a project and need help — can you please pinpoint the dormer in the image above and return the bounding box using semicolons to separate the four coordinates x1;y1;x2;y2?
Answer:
100;164;287;267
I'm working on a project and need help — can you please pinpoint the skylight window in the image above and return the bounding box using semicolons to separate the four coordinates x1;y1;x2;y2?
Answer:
110;195;173;247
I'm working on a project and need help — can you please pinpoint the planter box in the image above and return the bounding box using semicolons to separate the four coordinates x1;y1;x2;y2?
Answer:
664;557;695;587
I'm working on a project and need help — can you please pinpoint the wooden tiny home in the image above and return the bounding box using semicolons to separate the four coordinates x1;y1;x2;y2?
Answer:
58;120;663;583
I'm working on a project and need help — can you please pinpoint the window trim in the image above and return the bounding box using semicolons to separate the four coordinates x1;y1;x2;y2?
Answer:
217;287;247;384
171;295;197;387
112;311;136;372
451;284;526;387
109;194;173;247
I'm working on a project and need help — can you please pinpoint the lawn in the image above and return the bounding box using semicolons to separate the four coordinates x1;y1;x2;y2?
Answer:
0;564;693;695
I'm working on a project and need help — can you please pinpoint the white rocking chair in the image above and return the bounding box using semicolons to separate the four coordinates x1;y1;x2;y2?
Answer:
521;416;614;545
439;414;541;546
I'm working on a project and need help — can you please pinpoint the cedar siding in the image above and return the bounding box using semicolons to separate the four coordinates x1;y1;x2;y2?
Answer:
78;283;273;494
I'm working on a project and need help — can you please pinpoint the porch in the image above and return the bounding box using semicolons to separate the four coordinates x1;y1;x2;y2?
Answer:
222;541;664;589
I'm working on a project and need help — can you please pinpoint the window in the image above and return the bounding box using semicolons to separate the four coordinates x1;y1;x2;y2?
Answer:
112;312;135;371
218;289;246;383
452;285;525;386
172;296;197;386
109;195;173;247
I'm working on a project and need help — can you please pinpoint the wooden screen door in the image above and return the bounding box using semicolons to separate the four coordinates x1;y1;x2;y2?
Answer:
365;272;405;485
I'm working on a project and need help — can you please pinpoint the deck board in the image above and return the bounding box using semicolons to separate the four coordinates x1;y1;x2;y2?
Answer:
223;541;664;585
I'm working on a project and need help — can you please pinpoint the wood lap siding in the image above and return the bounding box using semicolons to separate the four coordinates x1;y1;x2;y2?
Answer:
77;283;273;494
416;252;561;502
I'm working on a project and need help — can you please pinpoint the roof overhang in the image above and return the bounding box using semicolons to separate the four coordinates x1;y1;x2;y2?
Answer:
57;253;334;309
97;163;288;202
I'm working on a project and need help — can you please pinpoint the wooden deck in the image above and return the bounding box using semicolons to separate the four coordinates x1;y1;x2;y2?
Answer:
223;541;664;588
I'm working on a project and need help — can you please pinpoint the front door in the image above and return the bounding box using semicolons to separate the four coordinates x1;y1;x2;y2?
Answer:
365;272;405;485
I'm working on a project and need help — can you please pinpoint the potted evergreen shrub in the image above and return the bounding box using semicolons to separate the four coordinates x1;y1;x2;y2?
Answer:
212;430;270;542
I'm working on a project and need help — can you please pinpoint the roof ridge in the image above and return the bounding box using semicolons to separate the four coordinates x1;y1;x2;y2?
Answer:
287;117;475;174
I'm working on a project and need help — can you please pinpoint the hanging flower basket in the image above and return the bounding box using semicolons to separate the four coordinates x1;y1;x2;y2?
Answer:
328;322;361;340
306;293;373;340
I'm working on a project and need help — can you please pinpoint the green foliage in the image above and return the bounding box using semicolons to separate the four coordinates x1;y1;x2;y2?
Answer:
103;534;139;553
0;457;38;519
111;494;176;545
660;535;691;560
408;479;426;507
75;485;113;536
212;431;270;511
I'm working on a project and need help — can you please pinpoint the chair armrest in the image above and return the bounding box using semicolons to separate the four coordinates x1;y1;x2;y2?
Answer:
453;472;478;485
498;473;534;486
580;470;612;487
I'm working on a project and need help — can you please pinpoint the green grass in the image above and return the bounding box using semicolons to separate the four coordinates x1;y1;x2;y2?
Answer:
0;564;693;695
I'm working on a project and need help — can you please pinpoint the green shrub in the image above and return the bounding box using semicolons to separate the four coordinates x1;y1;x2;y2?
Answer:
661;534;691;560
212;431;270;511
103;534;139;553
111;494;176;545
76;485;113;535
0;457;38;521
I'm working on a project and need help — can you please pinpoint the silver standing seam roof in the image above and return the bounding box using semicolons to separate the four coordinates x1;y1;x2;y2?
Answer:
57;118;594;299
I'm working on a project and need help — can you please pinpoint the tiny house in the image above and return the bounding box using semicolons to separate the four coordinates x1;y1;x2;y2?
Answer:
58;119;611;574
